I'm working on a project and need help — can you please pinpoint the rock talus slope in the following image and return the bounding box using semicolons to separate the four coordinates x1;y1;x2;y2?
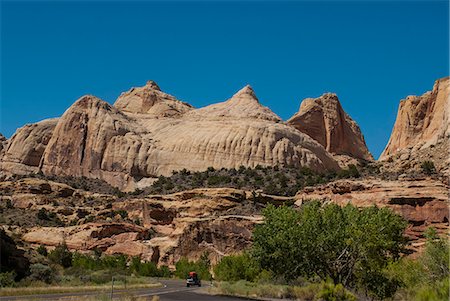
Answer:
288;93;373;162
380;77;449;161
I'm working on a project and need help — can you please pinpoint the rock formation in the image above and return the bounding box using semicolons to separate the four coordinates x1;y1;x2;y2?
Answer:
2;82;340;190
114;80;193;117
380;77;449;161
1;119;58;175
288;93;373;162
3;178;263;266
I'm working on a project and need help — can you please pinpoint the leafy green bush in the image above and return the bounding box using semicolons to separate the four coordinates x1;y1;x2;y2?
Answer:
48;243;73;268
387;228;449;300
130;257;159;277
0;271;16;287
214;253;259;282
252;202;407;299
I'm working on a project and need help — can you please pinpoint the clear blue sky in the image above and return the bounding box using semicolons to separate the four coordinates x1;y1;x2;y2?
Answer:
1;1;448;159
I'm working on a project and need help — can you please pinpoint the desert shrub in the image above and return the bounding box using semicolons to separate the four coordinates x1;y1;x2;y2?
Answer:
37;208;49;220
421;161;436;175
337;164;360;178
214;253;259;282
252;202;407;299
48;242;73;268
0;271;16;287
36;245;48;256
28;264;54;284
115;210;128;219
5;199;13;209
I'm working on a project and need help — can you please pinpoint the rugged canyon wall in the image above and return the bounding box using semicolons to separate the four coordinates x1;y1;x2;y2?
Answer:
379;77;449;173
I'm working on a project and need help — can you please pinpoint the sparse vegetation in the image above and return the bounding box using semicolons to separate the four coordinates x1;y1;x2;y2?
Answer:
135;165;366;197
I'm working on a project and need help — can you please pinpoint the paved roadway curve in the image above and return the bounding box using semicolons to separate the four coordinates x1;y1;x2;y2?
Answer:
0;279;252;301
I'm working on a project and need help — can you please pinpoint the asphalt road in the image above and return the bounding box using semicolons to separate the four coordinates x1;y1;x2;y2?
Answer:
0;279;252;301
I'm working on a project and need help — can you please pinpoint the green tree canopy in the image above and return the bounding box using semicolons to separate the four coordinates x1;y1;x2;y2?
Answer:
252;202;407;298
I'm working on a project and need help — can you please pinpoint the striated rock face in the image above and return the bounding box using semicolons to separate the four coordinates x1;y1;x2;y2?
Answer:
2;82;339;190
1;119;58;175
114;80;193;117
380;77;449;161
40;96;133;188
287;93;373;162
295;178;449;251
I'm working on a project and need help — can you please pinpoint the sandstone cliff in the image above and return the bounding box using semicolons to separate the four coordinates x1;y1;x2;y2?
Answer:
2;82;339;190
1;119;58;175
287;93;373;162
380;77;449;161
114;80;193;117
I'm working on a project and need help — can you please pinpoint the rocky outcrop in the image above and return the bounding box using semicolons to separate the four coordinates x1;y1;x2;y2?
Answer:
14;184;265;266
295;178;449;251
3;82;339;190
1;119;57;174
288;93;373;162
114;80;193;117
380;77;449;161
39;95;133;188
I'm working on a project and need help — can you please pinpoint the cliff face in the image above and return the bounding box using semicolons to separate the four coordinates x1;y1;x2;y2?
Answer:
2;82;341;190
380;77;449;160
1;119;58;175
287;93;373;162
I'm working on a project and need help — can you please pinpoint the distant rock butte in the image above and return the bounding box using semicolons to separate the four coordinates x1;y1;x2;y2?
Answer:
288;93;373;162
380;77;449;161
2;82;346;190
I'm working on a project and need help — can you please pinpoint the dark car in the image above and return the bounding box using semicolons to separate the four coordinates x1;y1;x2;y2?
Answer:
186;271;201;287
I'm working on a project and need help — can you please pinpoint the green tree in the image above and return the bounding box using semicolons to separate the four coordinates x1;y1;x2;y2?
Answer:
48;242;73;268
252;202;407;298
214;253;259;281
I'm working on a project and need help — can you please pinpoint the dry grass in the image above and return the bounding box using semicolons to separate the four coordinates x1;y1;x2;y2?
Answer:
0;282;161;297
